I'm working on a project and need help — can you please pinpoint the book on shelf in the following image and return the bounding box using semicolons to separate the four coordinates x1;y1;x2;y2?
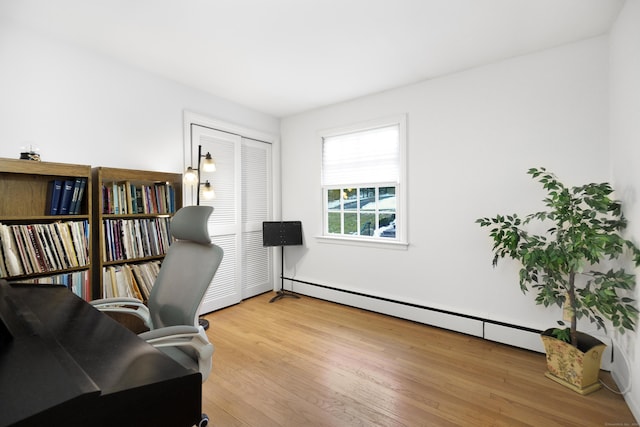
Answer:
57;179;75;215
0;221;90;279
51;223;71;269
0;224;23;276
101;182;176;215
55;222;78;267
113;266;133;298
47;177;87;216
101;217;172;262
124;181;133;215
47;180;63;215
25;225;48;273
69;177;87;215
12;270;91;301
130;183;139;214
101;261;160;301
130;261;160;300
102;185;112;215
68;177;81;215
37;223;63;271
135;186;144;213
146;186;156;213
0;243;7;278
10;225;34;275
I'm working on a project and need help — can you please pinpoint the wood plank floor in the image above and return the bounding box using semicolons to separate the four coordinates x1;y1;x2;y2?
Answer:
200;292;636;427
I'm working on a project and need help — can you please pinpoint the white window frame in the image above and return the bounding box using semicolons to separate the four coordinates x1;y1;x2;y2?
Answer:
318;115;408;248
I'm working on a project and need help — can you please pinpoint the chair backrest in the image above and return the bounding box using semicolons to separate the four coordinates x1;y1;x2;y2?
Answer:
147;206;223;329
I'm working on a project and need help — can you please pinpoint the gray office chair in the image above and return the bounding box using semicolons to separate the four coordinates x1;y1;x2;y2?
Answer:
92;206;223;385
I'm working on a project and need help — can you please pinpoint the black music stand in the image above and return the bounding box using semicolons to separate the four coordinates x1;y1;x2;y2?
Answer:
263;221;303;303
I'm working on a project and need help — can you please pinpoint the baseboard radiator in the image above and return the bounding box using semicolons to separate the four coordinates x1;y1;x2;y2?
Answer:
283;277;614;372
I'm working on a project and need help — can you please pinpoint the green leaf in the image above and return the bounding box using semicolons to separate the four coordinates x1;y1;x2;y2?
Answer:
552;328;571;343
476;167;640;337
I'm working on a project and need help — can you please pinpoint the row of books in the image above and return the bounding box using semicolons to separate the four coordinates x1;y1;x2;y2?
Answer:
102;217;172;262
0;221;90;278
101;261;160;301
12;270;91;301
101;181;177;215
47;178;88;215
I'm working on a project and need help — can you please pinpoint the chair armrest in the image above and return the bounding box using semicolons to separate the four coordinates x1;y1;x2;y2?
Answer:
91;297;145;307
90;297;151;329
139;325;199;341
139;325;215;382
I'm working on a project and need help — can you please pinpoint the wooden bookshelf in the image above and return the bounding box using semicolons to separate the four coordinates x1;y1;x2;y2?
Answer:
0;158;92;299
92;167;182;301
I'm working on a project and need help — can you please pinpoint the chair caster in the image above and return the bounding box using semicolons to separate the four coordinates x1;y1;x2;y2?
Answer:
198;413;209;427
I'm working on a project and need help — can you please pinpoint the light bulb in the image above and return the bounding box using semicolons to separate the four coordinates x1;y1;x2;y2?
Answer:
202;153;216;172
184;166;198;183
202;181;215;200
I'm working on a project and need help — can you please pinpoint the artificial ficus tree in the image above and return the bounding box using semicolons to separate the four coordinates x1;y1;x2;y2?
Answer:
477;167;640;347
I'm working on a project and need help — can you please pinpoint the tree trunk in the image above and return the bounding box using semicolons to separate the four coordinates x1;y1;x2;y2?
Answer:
568;272;578;347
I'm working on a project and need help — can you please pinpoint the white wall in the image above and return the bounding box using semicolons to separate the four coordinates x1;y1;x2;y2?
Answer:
281;37;609;334
0;22;279;171
610;0;640;420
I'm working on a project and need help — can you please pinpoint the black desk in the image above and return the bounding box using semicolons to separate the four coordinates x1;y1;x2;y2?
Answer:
0;280;202;427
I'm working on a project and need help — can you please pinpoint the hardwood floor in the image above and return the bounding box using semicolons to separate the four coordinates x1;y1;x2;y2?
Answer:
201;292;636;426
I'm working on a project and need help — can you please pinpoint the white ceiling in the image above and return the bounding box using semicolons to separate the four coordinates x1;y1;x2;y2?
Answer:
1;0;625;118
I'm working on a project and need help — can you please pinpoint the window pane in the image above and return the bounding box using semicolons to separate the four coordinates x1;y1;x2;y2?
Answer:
360;212;375;236
328;189;341;211
378;213;396;238
379;213;395;227
360;187;375;212
343;188;357;210
379;186;396;210
328;212;341;234
344;212;357;235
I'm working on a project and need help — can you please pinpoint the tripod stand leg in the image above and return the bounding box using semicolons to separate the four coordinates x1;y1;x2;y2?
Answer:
269;289;300;303
269;246;301;303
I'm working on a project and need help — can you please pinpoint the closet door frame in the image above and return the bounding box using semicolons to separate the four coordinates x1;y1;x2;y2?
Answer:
182;111;281;309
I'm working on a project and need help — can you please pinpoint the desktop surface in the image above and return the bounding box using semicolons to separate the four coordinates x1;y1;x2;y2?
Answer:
0;280;201;427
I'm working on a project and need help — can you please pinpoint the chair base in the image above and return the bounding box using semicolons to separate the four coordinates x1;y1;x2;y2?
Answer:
198;318;209;330
199;413;209;427
269;290;300;303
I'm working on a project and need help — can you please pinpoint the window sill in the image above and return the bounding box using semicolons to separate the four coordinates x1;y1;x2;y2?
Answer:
315;235;409;250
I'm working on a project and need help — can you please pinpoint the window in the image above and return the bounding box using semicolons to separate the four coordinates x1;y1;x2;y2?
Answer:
321;116;407;245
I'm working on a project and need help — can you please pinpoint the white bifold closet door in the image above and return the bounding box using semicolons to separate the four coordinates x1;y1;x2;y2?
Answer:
241;138;273;300
191;125;272;314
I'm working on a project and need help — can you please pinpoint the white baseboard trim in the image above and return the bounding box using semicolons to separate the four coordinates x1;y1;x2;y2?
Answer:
290;279;484;337
483;323;544;353
286;279;537;343
285;278;618;371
